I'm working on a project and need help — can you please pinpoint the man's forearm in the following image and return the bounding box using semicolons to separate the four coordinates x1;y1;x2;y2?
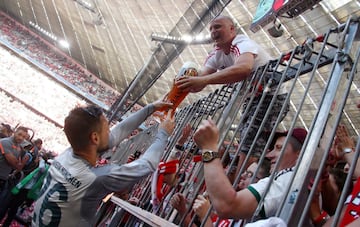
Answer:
203;159;236;213
204;64;252;85
141;129;169;171
109;104;155;147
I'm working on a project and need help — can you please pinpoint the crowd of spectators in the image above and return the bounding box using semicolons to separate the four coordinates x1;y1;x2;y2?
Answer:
0;124;56;227
0;42;80;152
0;13;119;108
0;12;160;137
0;92;68;153
0;31;157;156
0;44;83;123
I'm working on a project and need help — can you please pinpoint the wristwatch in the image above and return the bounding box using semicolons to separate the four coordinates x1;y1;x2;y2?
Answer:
343;148;353;154
201;150;220;163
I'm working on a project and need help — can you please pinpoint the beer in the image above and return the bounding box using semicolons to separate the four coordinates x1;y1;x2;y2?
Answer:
158;62;198;114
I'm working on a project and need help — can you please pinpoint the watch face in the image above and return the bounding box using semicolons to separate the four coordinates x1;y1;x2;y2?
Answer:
202;150;219;162
202;151;212;162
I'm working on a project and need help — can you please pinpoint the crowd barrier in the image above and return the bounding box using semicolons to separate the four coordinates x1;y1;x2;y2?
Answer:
82;16;360;226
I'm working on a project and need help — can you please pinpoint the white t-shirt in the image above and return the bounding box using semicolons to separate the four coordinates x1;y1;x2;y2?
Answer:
204;35;287;94
247;168;294;218
204;35;272;72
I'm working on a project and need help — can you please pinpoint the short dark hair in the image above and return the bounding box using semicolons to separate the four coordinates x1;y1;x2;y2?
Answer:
273;128;307;152
1;123;13;132
329;168;352;194
34;138;43;145
64;105;103;151
258;158;271;178
16;126;28;133
288;136;303;152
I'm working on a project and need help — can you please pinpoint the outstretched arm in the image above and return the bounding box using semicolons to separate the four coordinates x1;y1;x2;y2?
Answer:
109;100;172;147
162;124;192;186
176;53;255;93
193;118;258;219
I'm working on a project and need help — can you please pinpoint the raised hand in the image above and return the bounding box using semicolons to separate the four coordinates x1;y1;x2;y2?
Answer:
175;76;206;93
177;124;192;145
193;117;219;151
170;192;187;215
192;194;211;220
152;99;173;112
334;124;355;159
159;109;175;135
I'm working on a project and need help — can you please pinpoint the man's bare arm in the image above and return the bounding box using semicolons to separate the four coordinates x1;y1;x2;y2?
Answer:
202;53;255;85
4;152;30;170
193;118;258;219
202;158;258;219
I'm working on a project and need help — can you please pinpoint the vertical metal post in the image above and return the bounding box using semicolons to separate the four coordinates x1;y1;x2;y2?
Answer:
279;17;360;225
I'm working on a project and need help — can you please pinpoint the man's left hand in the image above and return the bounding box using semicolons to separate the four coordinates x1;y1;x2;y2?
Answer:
175;76;206;93
193;118;219;151
152;99;173;111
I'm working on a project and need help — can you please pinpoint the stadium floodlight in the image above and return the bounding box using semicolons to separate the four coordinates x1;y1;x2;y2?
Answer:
59;40;70;49
181;34;193;43
29;21;58;41
29;21;71;46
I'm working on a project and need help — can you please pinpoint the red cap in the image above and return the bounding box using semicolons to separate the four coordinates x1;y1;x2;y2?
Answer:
275;128;308;145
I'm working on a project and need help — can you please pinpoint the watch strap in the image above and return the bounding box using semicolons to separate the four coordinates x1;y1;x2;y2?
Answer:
201;149;220;162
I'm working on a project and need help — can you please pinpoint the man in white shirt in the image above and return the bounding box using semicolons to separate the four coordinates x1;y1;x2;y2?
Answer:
176;15;288;174
193;118;307;220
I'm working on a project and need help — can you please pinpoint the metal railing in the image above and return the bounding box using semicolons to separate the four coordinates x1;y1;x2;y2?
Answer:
95;16;360;227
